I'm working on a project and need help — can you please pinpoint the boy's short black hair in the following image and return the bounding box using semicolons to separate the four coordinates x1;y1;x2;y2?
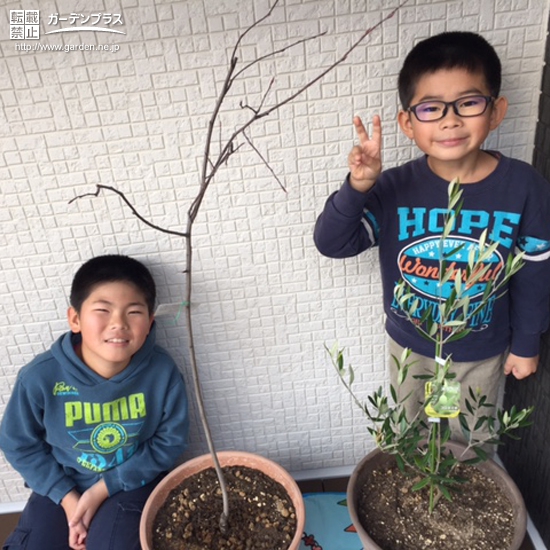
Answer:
70;254;156;314
398;31;502;109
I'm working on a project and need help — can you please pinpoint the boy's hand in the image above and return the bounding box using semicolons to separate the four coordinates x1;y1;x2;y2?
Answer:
504;353;538;379
61;489;87;550
68;518;87;550
348;115;382;193
67;479;109;550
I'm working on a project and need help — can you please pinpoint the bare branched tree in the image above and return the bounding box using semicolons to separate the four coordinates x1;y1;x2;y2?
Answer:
70;0;406;532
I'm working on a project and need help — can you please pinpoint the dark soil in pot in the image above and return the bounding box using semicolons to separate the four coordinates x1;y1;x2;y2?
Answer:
152;465;297;550
358;461;515;550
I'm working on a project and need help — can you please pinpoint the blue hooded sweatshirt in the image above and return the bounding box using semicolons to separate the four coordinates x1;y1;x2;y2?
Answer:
0;323;189;504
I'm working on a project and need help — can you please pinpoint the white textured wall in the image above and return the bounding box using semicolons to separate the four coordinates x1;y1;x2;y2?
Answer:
0;0;548;503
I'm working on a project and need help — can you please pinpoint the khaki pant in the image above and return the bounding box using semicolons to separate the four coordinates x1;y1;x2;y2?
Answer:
388;337;507;446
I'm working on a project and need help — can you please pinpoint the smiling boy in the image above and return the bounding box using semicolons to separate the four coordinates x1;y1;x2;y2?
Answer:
0;255;189;550
314;32;550;438
68;280;155;379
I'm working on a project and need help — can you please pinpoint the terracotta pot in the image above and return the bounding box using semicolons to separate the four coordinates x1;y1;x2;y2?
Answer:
140;450;305;550
347;440;527;550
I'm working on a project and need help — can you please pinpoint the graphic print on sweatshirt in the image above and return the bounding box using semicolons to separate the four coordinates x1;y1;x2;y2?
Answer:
61;391;146;473
389;205;520;333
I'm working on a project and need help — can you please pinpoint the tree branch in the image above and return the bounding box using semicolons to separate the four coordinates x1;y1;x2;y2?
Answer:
231;31;328;83
192;1;407;215
243;130;286;193
257;2;407;118
69;185;189;238
240;76;276;115
68;1;408;532
230;0;280;61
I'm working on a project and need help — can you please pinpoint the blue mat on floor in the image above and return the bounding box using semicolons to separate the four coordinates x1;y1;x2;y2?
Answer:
299;492;363;550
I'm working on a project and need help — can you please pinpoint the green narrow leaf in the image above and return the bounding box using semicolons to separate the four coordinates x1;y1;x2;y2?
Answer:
412;477;432;491
478;229;487;251
439;485;453;502
395;454;405;472
440;267;454;285
454;269;462;295
443;320;468;328
468;245;477;269
473;447;488;461
348;365;355;385
428;322;439;337
479;241;499;262
443;243;466;259
409;299;420;315
445;328;471;343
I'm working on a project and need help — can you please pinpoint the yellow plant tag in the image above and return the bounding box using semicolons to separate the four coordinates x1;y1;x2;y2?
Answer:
425;380;461;419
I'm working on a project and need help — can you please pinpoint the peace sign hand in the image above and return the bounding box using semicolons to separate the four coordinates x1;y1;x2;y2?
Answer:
347;115;382;192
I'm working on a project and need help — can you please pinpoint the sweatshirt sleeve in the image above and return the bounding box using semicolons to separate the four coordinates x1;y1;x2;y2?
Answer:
101;367;189;496
314;175;379;258
0;372;76;504
508;198;550;357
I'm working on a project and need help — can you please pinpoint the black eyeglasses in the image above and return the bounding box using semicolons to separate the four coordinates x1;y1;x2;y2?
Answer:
408;95;494;122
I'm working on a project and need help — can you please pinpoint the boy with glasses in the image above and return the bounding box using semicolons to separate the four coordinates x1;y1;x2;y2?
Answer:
314;32;550;439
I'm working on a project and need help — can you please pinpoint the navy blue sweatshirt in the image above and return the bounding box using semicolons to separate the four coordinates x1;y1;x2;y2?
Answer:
314;154;550;361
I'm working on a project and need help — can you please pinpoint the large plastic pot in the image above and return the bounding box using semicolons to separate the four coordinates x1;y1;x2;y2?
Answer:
140;450;305;550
